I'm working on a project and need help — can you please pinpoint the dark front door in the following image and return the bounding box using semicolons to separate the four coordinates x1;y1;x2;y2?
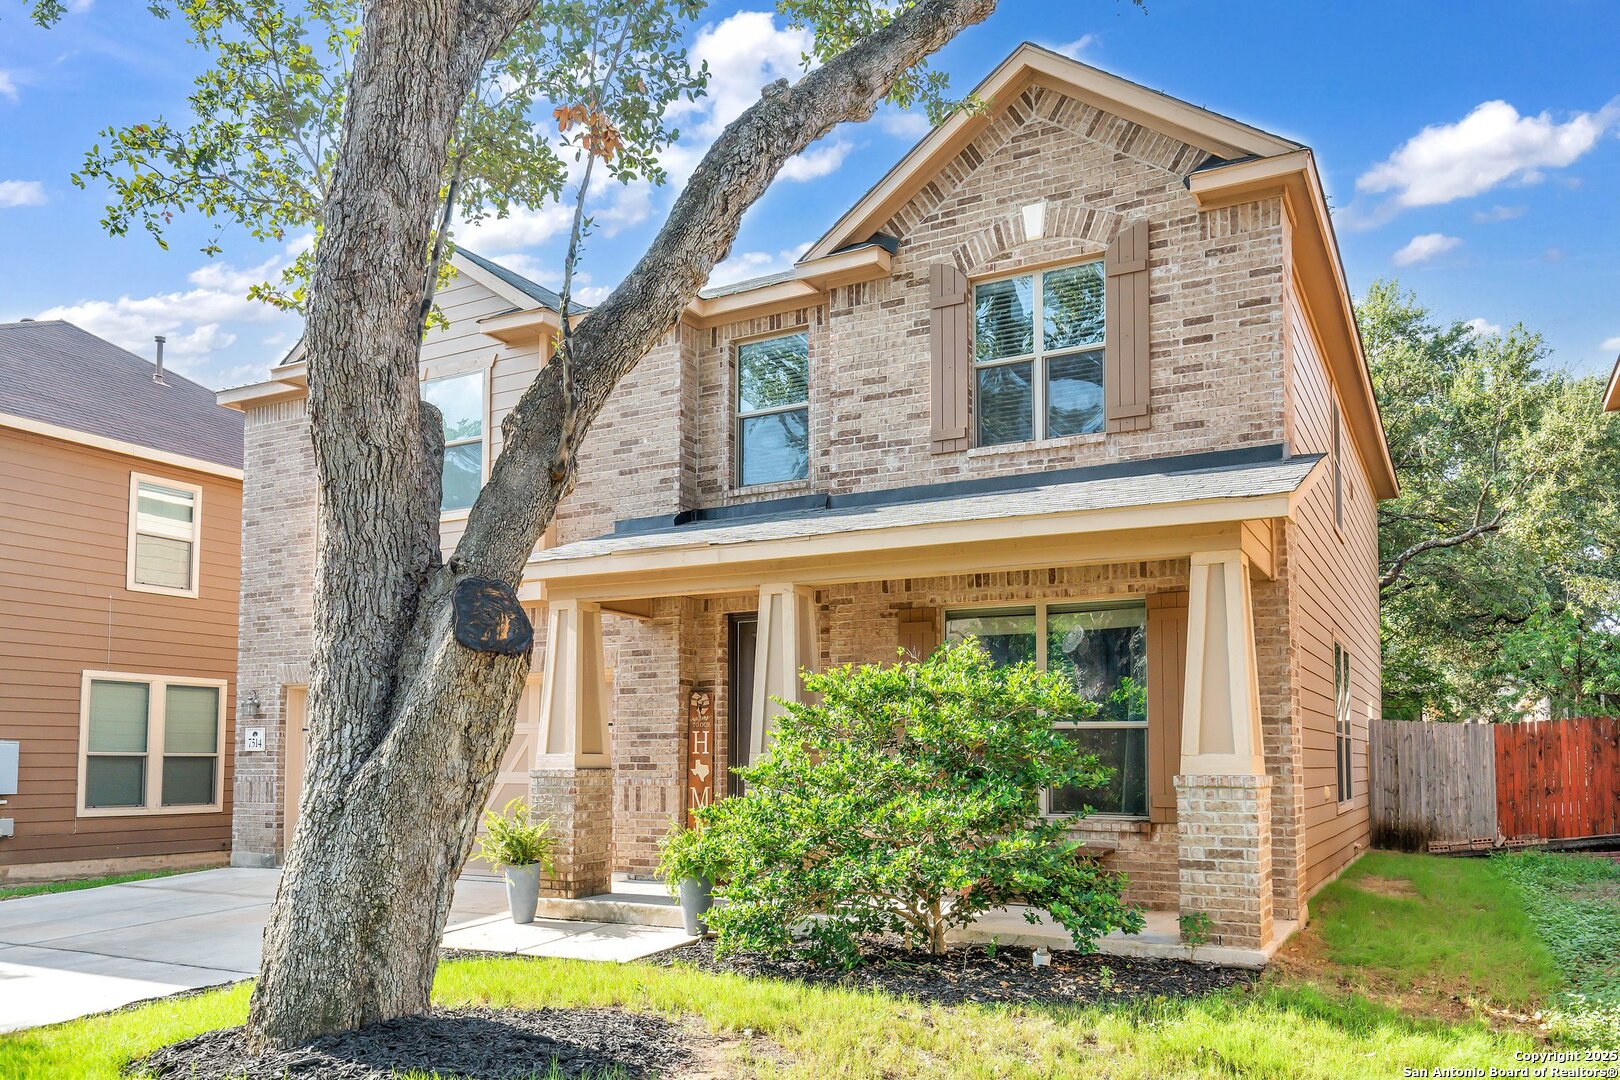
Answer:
727;613;758;797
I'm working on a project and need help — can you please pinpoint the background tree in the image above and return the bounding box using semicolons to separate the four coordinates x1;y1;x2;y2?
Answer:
35;0;1001;1049
1362;280;1620;720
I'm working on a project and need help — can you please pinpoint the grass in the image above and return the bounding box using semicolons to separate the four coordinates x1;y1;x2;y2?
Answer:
0;866;206;901
3;850;1608;1078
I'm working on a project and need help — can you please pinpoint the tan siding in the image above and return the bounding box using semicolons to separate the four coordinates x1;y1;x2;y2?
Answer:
0;429;240;869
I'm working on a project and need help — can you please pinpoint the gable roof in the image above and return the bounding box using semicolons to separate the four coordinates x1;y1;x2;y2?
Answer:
455;248;587;314
805;42;1301;262
1606;355;1619;412
0;319;243;473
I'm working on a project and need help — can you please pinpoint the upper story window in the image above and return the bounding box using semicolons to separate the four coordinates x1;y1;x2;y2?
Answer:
79;672;225;816
1335;643;1354;803
736;331;809;487
128;474;202;597
423;371;484;514
945;600;1147;817
973;261;1105;446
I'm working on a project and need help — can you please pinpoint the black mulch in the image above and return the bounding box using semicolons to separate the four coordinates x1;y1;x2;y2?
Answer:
129;1006;694;1080
651;937;1257;1008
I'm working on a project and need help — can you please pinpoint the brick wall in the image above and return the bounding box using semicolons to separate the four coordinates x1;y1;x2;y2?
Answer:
1175;774;1274;949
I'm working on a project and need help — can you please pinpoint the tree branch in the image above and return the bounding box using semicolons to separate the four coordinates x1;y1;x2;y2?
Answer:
1379;510;1507;592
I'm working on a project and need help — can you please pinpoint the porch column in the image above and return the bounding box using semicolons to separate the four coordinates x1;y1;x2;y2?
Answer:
749;584;819;761
1175;550;1273;952
531;598;612;897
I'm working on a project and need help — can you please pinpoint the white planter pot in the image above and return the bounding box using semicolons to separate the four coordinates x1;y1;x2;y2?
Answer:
504;862;541;924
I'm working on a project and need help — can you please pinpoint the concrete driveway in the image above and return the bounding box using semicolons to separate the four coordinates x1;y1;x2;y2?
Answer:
0;868;688;1033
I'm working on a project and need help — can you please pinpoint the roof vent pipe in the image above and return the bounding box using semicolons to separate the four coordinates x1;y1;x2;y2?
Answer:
153;335;167;384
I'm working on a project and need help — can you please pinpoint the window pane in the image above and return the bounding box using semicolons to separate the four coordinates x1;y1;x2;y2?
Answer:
1042;262;1105;351
161;757;216;807
1048;606;1147;722
976;362;1033;445
737;333;809;413
974;276;1034;361
137;483;194;527
738;409;809;486
441;441;483;512
164;685;219;754
1046;349;1105;437
87;680;149;752
422;373;483;441
86;756;145;808
135;535;193;590
945;611;1037;667
1051;728;1147;816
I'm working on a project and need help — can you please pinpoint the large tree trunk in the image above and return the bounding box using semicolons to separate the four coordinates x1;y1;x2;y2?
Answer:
248;0;997;1049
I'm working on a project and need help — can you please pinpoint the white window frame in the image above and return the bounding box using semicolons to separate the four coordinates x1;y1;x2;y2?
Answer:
421;366;489;520
971;259;1106;447
126;473;203;599
1334;643;1353;805
944;597;1149;820
734;329;811;489
76;670;228;818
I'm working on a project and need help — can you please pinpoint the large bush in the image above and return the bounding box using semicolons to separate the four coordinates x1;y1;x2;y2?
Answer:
689;638;1144;966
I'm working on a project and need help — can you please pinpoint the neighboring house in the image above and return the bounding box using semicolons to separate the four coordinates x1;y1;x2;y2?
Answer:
1605;355;1618;412
0;320;243;882
223;44;1397;957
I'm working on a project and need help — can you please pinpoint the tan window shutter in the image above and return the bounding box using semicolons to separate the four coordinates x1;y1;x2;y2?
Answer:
1104;219;1152;433
898;606;941;661
1146;590;1188;824
929;264;971;453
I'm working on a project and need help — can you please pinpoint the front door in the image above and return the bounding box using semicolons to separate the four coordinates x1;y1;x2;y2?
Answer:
727;614;758;796
282;686;309;856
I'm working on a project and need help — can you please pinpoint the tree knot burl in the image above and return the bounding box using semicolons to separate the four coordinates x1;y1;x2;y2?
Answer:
452;578;533;657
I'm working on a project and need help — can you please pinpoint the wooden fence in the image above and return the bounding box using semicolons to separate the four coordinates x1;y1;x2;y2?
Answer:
1369;716;1620;852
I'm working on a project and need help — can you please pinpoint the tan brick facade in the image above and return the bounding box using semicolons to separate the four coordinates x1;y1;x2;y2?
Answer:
1175;774;1274;949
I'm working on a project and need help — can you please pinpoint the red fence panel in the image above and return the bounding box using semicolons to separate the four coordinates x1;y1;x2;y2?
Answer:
1495;716;1620;842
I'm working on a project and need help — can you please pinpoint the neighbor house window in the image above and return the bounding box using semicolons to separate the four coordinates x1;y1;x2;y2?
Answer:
127;475;202;597
736;331;809;486
422;371;484;513
79;672;225;815
973;261;1105;446
946;601;1148;817
1335;644;1353;802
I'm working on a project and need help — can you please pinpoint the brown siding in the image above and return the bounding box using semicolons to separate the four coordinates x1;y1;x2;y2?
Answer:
1283;276;1381;896
0;428;240;869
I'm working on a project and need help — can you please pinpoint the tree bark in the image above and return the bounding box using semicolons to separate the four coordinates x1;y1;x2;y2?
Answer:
248;0;997;1048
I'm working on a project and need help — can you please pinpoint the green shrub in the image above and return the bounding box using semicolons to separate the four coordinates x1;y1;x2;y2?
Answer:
688;637;1144;966
474;799;555;871
656;818;730;895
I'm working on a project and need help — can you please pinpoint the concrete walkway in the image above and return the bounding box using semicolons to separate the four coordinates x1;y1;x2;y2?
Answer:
0;868;691;1033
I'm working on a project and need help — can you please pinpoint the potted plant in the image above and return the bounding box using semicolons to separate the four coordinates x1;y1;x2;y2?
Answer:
657;818;726;936
475;799;555;925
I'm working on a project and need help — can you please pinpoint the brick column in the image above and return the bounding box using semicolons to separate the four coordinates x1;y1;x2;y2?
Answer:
1175;774;1273;950
529;766;613;897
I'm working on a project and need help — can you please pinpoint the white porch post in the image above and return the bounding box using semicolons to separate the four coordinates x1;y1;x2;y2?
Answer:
1175;549;1273;952
531;598;612;897
749;583;819;761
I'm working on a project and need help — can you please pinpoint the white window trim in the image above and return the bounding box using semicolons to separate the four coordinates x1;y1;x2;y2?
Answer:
944;596;1150;821
126;472;203;599
734;330;811;489
972;259;1106;447
76;670;228;818
421;366;490;521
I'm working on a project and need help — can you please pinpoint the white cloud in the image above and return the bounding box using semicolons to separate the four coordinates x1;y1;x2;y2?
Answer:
705;244;810;290
0;72;16;102
779;139;853;182
1048;34;1097;60
1465;317;1502;337
1600;336;1620;353
458;203;575;250
1358;98;1619;208
876;108;931;139
1472;204;1524;224
1392;232;1462;267
0;180;46;207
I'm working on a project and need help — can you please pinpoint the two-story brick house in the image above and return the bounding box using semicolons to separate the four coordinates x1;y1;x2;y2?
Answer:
0;320;243;881
222;44;1396;957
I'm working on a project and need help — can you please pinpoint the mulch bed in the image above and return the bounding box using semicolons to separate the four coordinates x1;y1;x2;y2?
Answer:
130;1006;695;1079
651;937;1256;1008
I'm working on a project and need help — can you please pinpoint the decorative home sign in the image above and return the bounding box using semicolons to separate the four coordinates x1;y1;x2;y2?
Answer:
243;727;266;753
687;690;715;827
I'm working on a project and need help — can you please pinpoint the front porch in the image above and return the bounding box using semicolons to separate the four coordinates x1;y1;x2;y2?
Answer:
518;450;1322;956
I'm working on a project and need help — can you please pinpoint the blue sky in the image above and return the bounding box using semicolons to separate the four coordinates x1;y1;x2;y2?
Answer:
1;0;1617;391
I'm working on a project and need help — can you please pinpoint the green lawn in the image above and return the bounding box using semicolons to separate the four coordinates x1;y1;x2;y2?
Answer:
3;850;1610;1079
0;866;207;901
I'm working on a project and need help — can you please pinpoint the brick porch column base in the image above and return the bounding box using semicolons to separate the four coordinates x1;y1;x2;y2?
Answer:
529;767;612;898
1175;774;1273;950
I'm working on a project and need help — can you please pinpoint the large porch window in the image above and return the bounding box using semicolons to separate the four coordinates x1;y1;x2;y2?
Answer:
945;601;1148;817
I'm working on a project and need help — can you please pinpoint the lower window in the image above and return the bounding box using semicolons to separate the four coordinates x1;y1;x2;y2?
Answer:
945;601;1148;817
1334;644;1353;802
80;672;226;815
